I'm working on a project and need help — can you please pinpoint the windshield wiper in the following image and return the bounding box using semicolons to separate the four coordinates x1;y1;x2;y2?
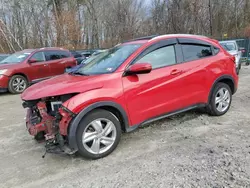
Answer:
69;71;89;76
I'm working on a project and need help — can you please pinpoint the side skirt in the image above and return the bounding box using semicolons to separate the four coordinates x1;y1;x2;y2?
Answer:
126;103;206;132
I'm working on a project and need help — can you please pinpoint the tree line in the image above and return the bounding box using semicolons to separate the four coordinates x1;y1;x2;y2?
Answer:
0;0;250;53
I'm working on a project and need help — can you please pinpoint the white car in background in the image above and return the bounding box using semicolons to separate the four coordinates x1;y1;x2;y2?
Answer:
219;40;242;74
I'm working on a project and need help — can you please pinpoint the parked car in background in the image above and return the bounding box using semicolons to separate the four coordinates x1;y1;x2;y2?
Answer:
0;47;76;94
219;40;242;74
76;49;105;59
0;54;9;61
22;34;238;159
65;49;107;73
70;50;86;64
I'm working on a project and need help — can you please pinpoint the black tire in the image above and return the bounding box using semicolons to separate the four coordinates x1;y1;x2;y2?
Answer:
207;82;232;116
8;75;28;94
76;109;122;159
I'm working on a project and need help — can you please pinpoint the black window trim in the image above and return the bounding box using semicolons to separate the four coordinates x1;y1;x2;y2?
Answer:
123;38;178;74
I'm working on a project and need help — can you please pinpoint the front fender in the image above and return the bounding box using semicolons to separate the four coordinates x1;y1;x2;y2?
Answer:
67;101;130;151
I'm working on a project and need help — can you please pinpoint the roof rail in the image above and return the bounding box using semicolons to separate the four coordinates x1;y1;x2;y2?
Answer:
123;35;159;43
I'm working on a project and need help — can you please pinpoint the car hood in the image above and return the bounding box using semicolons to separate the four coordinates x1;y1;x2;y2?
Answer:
0;63;18;69
21;74;104;100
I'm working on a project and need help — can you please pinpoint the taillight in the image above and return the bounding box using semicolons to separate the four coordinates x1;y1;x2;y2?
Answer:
230;56;236;63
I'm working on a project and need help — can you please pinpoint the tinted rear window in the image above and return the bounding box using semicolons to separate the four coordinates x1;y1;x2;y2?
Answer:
181;44;213;61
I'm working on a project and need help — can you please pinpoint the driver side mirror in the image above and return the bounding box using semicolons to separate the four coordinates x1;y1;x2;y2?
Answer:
125;63;152;75
28;59;37;63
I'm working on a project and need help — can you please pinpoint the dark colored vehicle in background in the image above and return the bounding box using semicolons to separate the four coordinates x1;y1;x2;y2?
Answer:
65;49;107;73
76;49;104;58
0;54;9;61
21;34;238;159
70;50;86;64
0;47;76;94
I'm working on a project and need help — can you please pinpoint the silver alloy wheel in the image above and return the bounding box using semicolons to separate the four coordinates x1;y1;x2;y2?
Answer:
12;77;27;92
82;118;117;154
215;87;231;112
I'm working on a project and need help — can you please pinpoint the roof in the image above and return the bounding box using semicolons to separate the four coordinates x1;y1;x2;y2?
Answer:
123;34;210;45
149;34;208;41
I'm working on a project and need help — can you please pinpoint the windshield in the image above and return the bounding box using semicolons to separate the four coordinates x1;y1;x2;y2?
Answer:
0;55;8;62
74;44;141;75
220;42;237;51
0;51;31;64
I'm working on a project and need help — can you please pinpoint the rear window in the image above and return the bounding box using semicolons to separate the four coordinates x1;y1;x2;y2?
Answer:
59;51;71;58
220;42;237;51
45;50;70;61
181;44;213;62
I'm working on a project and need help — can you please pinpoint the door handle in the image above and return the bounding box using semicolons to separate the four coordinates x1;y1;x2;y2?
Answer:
170;69;182;75
44;64;48;66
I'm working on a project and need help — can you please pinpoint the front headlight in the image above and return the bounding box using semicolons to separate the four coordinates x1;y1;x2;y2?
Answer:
0;69;8;75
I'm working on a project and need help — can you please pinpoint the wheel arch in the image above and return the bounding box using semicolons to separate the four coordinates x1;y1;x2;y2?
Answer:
67;101;130;151
208;75;236;102
11;73;29;83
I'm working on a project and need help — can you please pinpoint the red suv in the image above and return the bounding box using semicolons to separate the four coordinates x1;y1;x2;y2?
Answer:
21;34;238;159
0;48;76;93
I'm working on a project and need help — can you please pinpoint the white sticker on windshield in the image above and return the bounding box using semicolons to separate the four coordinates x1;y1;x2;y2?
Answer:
107;68;113;71
17;55;25;58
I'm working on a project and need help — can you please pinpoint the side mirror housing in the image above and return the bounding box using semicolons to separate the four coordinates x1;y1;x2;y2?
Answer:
28;59;37;63
126;63;152;75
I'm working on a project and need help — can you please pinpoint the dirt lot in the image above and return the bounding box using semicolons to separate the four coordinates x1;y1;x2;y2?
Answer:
1;67;250;188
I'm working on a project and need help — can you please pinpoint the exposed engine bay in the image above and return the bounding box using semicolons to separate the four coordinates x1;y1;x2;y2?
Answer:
23;94;76;157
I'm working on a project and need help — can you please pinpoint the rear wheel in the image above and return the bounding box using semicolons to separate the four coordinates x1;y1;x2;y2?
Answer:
76;109;121;159
8;75;28;94
207;82;232;116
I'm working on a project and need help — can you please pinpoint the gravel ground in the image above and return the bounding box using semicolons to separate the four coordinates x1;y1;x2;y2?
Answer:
1;66;250;188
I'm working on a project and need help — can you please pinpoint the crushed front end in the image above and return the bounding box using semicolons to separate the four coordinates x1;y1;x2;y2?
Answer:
23;94;76;155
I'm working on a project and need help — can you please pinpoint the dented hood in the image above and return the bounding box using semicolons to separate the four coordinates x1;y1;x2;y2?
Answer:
21;74;103;100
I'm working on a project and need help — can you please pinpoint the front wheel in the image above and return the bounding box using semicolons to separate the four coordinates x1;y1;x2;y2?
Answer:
8;75;28;94
76;109;121;159
207;82;232;116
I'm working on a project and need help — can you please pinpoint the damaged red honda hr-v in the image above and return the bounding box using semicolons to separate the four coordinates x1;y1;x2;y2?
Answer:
21;34;238;159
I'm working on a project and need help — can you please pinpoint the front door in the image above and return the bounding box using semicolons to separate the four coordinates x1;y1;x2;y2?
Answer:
28;51;51;82
122;43;186;125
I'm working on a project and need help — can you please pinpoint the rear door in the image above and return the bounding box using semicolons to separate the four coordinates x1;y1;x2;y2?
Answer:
27;51;51;82
176;38;215;107
44;50;68;76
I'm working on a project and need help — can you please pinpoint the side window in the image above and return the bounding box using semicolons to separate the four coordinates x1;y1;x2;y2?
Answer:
30;52;45;62
213;47;220;55
135;45;176;69
181;44;213;61
45;51;61;61
59;51;71;58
